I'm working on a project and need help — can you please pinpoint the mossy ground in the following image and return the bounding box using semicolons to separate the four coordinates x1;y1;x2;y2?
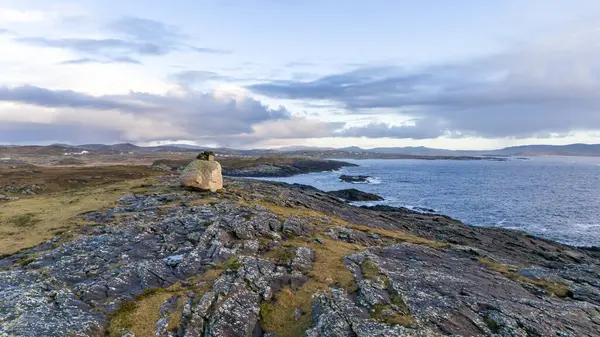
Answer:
0;165;162;255
260;237;361;337
107;269;222;337
478;258;572;298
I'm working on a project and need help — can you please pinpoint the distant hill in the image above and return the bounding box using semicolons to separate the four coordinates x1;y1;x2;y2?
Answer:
2;143;600;157
484;144;600;156
281;144;600;157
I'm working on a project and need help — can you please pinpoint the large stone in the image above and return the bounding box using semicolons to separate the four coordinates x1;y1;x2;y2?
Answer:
180;160;223;192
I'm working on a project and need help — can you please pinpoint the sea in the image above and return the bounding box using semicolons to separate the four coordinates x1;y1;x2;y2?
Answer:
255;156;600;247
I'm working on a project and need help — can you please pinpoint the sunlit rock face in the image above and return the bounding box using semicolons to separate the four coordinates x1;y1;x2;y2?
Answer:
180;159;223;192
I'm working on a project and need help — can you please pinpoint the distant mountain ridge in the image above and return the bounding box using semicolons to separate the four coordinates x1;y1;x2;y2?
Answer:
286;143;600;157
2;143;600;157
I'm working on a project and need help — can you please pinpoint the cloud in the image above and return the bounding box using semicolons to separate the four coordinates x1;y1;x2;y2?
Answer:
249;26;600;139
171;71;235;86
14;16;228;60
0;121;122;144
337;120;449;140
59;56;142;65
0;85;137;111
0;8;43;23
191;117;344;147
0;84;292;144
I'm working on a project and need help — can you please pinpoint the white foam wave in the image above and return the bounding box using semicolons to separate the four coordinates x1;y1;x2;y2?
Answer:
366;177;382;184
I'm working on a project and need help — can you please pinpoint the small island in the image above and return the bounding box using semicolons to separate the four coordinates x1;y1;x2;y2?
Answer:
339;174;372;183
327;188;384;202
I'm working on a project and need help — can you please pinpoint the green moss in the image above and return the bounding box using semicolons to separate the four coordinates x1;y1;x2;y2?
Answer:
370;304;414;327
263;247;296;264
225;257;243;271
17;254;39;267
389;294;410;315
484;317;500;333
361;259;381;281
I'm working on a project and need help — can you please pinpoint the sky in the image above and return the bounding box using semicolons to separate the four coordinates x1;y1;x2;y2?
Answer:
1;0;600;149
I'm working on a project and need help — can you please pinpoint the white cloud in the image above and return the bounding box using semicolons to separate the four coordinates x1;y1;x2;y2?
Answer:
0;7;43;23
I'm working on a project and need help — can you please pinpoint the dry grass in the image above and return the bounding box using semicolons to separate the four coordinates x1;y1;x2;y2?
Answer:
260;237;361;337
0;165;161;196
255;201;331;219
349;224;446;249
0;174;159;255
370;304;415;327
478;258;572;298
254;201;442;335
258;201;446;249
8;213;41;228
107;269;222;337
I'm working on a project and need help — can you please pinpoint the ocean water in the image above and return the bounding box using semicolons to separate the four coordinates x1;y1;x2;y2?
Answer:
255;156;600;247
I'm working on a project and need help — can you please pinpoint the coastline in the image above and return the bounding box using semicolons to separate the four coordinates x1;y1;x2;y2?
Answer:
1;175;599;336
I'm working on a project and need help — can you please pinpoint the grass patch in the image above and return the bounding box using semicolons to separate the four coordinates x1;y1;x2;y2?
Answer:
478;258;571;298
17;253;40;267
0;176;158;255
225;256;243;271
257;201;446;249
263;246;296;264
371;304;415;327
260;237;360;337
349;224;446;249
9;213;40;228
107;269;222;337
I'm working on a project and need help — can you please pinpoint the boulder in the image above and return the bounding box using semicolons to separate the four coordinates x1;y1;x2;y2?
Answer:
180;160;223;192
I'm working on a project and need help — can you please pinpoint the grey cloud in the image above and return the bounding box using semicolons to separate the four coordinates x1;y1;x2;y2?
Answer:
248;33;600;139
0;84;290;141
197;118;345;148
0;85;135;111
16;37;174;56
59;56;142;65
337;120;448;140
109;17;185;43
0;122;122;145
15;16;228;59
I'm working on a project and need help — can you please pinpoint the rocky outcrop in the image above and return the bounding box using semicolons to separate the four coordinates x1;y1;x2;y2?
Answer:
223;159;356;178
180;160;223;192
327;189;384;202
339;175;371;183
1;177;599;336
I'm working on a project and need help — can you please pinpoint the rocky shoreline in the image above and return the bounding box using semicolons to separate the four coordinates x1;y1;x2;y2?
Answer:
1;176;599;336
152;157;357;178
222;159;357;178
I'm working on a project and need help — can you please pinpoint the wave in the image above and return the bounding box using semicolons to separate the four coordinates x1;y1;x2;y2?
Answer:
366;177;382;184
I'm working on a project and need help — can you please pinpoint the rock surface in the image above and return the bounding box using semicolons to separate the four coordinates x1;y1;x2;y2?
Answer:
180;160;223;192
339;175;371;183
1;176;599;337
327;189;384;202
